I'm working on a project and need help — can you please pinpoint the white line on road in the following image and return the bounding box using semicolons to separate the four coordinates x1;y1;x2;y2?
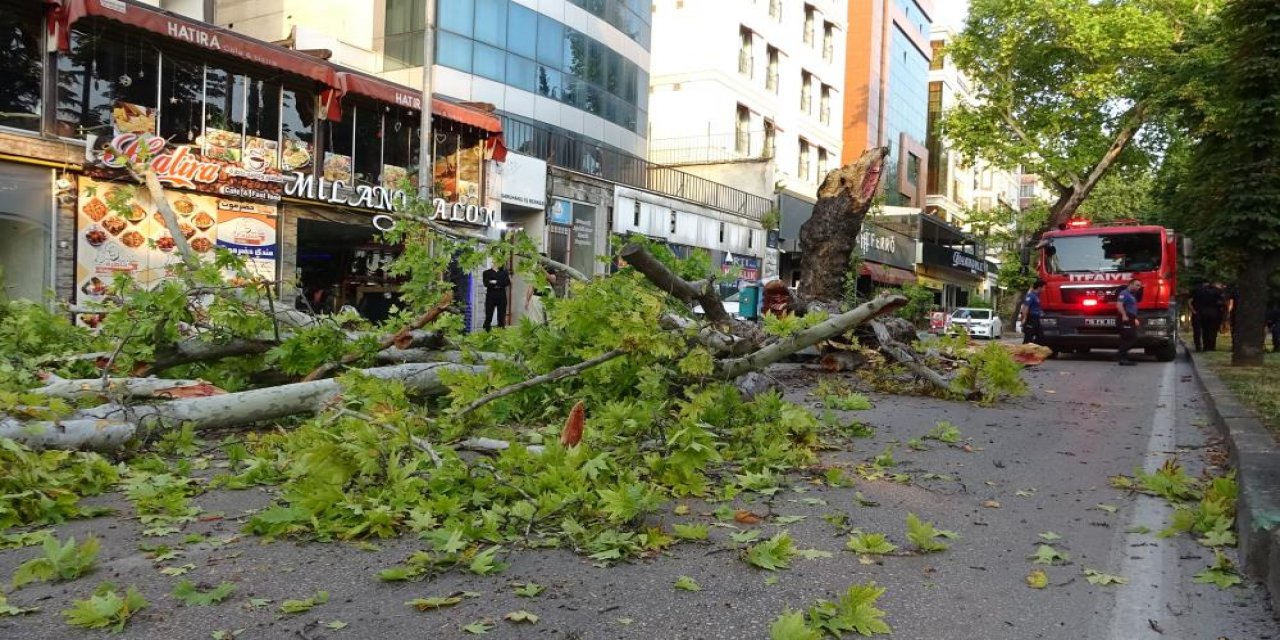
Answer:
1107;362;1179;640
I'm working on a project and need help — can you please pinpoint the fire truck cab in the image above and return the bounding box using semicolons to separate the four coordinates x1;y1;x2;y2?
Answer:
1031;220;1179;362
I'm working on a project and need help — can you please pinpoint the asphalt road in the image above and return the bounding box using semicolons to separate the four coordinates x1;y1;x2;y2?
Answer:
1;345;1277;639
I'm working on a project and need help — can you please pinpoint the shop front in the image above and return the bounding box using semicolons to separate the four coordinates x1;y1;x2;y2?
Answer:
855;223;917;297
918;242;986;309
46;0;503;328
0;163;55;302
495;152;549;323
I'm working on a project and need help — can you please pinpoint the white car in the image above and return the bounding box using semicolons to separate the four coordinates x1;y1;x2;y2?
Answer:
946;308;1003;339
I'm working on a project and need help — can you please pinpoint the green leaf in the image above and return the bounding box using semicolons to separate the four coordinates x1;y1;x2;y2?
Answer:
673;523;709;541
773;515;807;525
504;610;539;623
0;592;38;616
513;582;545;598
1083;568;1128;585
906;513;950;553
770;609;822;640
1038;531;1062;542
63;584;148;632
280;590;328;614
462;620;494;634
468;546;508;576
925;421;962;443
172;580;236;606
1193;550;1242;589
1198;529;1236;548
1026;569;1049;589
846;532;897;555
1029;544;1070;566
808;582;892;636
11;535;100;590
674;575;702;591
731;529;762;544
160;563;196;577
324;620;349;630
745;532;797;571
406;595;463;611
1096;503;1118;514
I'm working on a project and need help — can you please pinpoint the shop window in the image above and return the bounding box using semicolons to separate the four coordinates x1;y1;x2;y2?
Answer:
204;67;246;160
430;130;484;201
324;100;355;183
159;56;203;145
382;109;417;189
353;104;384;187
0;6;43;132
281;88;316;173
0;165;50;302
55;28;159;139
245;77;281;169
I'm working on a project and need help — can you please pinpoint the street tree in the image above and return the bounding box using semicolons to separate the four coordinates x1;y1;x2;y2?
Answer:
1154;0;1280;366
942;0;1215;233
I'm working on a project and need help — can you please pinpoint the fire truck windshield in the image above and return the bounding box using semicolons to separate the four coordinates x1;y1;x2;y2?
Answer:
1043;233;1162;273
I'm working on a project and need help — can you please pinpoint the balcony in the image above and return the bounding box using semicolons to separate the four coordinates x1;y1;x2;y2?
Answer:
649;131;777;165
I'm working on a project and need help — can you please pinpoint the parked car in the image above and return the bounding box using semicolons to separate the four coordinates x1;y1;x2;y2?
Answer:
945;308;1003;339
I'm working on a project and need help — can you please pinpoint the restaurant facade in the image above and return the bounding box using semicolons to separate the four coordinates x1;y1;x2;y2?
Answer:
3;0;507;329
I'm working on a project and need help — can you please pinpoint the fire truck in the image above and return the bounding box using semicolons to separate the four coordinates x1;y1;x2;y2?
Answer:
1028;219;1179;361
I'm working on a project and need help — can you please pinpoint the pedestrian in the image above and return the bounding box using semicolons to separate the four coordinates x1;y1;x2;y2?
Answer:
1116;278;1143;366
524;261;559;323
1021;279;1045;345
1189;281;1224;352
1266;295;1280;353
481;261;511;330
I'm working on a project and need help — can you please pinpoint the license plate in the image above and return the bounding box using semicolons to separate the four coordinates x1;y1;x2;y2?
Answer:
1084;318;1116;327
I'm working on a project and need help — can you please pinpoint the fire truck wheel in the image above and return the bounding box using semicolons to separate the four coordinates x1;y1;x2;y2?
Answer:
1152;342;1177;362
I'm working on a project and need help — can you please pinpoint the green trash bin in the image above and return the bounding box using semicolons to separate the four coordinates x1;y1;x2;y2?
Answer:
738;285;760;320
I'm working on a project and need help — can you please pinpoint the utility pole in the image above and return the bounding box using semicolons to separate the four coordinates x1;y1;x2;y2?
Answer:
417;0;436;193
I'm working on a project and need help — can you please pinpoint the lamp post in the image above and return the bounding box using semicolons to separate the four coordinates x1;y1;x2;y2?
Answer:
416;0;437;193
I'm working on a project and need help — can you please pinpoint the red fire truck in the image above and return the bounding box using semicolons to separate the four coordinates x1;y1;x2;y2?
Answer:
1030;220;1179;361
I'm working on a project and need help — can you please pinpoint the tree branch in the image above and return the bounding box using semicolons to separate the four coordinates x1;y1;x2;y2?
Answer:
301;292;453;382
455;349;627;416
386;210;588;283
619;243;731;324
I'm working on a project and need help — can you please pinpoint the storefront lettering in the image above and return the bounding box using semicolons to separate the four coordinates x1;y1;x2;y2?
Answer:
284;172;410;213
166;21;221;50
1067;272;1132;282
101;134;221;189
951;251;985;273
395;93;423;110
431;198;496;227
858;230;896;255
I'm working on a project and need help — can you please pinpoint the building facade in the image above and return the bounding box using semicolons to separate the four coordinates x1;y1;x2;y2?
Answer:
212;0;770;317
4;0;505;331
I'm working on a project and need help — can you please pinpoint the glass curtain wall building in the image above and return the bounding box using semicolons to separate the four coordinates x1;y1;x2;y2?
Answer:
382;0;650;155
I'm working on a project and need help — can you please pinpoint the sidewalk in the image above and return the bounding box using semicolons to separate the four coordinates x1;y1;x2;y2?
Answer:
1184;342;1280;613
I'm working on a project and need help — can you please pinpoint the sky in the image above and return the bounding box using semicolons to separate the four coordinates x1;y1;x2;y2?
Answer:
936;0;970;29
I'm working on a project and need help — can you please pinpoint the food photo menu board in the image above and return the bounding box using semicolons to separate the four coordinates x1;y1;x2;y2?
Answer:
75;177;278;327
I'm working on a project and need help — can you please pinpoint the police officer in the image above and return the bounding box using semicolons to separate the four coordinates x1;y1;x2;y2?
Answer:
1021;279;1046;345
1189;281;1224;352
1116;278;1143;366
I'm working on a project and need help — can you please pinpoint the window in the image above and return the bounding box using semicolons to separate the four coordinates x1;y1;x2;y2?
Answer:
748;230;754;249
906;152;921;185
438;0;475;37
204;67;246;158
159;56;204;146
803;4;815;45
930;40;945;71
633;200;641;227
506;53;537;92
324;99;355;181
769;0;781;22
738;27;753;77
0;6;43;132
537;15;564;67
763;120;775;158
474;0;507;47
437;31;473;72
817;147;828;180
798;138;810;181
473;41;505;81
56;28;160;139
1046;233;1163;273
382;108;417;187
507;2;538;58
1020;184;1035;199
353;104;383;186
820;84;831;124
384;0;425;69
766;46;779;93
736;104;750;154
799;71;812;113
281;88;315;173
719;221;726;243
670;210;677;233
823;22;834;62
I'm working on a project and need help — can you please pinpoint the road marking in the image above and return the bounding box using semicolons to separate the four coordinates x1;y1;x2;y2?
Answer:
1107;362;1178;640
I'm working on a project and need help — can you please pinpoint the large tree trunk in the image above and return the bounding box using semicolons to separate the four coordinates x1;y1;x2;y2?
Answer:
1232;253;1280;366
797;147;889;306
1;363;483;451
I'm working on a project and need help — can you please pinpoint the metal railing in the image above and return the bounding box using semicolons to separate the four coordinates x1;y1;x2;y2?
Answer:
503;117;771;221
648;131;776;165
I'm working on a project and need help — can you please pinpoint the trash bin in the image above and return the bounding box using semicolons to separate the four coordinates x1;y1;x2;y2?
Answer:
738;285;760;320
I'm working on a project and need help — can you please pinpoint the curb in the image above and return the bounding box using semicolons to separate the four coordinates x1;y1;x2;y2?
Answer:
1184;343;1280;612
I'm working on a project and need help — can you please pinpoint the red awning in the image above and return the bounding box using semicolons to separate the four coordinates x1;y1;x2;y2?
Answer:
325;72;503;135
51;0;334;86
860;262;917;286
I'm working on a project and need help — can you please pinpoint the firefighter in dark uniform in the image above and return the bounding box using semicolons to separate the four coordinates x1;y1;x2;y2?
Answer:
1116;278;1143;366
1189;281;1224;352
1021;279;1046;345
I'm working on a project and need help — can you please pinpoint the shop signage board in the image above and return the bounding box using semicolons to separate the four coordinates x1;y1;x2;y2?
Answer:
75;177;277;327
858;224;915;270
89;133;286;203
284;173;410;213
920;242;987;276
496;153;548;208
550;199;573;225
721;254;762;281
